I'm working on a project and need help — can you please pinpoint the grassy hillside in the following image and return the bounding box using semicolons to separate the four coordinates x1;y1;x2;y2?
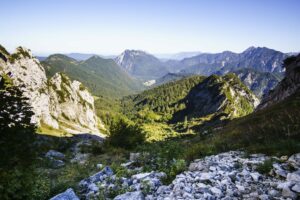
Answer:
42;54;144;98
183;90;300;160
121;75;206;122
174;73;258;121
122;74;258;130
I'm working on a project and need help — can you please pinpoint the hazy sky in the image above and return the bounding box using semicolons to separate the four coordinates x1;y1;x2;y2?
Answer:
1;0;300;55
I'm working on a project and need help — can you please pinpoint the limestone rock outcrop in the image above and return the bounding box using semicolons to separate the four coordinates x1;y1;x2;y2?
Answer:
0;45;104;135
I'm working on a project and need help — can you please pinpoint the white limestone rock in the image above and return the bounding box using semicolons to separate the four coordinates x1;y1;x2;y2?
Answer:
50;188;79;200
0;46;105;136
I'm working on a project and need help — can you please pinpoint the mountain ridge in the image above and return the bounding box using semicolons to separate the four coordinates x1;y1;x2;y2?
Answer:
42;53;143;98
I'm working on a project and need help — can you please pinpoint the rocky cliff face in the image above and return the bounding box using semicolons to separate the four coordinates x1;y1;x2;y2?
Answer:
232;68;283;98
0;45;103;135
257;54;300;110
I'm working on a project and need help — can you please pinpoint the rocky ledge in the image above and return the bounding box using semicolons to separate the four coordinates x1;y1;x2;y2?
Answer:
51;151;300;200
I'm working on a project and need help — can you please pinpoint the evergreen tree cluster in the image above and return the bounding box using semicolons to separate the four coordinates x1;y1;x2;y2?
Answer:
0;74;40;199
121;76;205;122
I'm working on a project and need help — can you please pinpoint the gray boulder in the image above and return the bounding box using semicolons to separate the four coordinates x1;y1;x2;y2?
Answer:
114;191;145;200
50;188;79;200
79;166;114;195
288;153;300;169
291;183;300;193
45;150;65;168
130;153;141;162
51;159;65;168
287;170;300;182
46;150;65;160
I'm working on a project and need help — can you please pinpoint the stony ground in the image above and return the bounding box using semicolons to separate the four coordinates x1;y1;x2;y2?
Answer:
50;151;300;200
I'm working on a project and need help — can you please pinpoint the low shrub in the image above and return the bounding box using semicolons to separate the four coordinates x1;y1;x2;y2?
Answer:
108;118;146;149
256;159;275;175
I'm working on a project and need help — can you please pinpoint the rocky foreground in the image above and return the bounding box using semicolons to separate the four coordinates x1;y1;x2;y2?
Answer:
51;151;300;200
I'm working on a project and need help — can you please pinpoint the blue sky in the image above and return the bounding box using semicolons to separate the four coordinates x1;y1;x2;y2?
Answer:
1;0;300;55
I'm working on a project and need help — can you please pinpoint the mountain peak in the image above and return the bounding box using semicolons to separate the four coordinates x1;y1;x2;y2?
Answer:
242;46;281;54
14;46;33;59
122;49;148;57
47;54;77;62
244;46;257;52
115;50;168;80
87;55;103;60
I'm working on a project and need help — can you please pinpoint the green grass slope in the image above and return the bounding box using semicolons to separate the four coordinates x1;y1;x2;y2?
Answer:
121;75;206;122
122;74;258;131
186;91;300;158
42;54;143;98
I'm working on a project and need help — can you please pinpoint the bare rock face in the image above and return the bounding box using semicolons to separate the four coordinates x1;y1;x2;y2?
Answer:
0;45;103;135
257;54;300;110
47;73;101;134
0;46;57;127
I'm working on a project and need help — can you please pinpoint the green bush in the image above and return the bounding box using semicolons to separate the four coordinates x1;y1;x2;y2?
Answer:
0;168;51;200
108;118;146;149
256;159;275;174
169;159;186;178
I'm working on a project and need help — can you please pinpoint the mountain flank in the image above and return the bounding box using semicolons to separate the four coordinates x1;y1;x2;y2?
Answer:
42;54;143;98
0;45;104;136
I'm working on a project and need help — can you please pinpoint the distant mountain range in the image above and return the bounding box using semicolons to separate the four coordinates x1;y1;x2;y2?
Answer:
37;47;295;98
66;53;117;60
37;53;116;62
115;47;288;79
172;47;287;74
114;47;289;97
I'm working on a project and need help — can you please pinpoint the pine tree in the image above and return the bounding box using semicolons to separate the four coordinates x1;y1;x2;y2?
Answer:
0;75;37;168
0;75;40;200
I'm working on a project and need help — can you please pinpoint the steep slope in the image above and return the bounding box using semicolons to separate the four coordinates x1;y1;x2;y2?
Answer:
258;54;300;110
186;54;300;158
42;54;143;98
174;74;259;127
232;68;283;98
237;47;285;72
122;76;206;121
115;50;169;80
208;56;300;154
0;45;103;136
122;74;258;130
